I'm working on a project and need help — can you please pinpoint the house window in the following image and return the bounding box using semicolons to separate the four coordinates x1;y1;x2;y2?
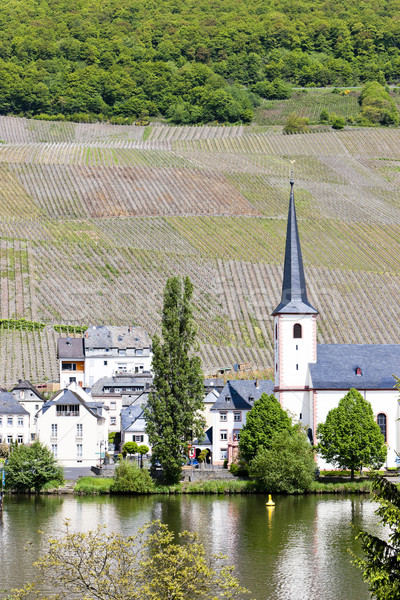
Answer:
20;391;25;400
293;323;302;338
220;430;227;441
220;449;227;460
110;401;116;409
62;362;77;371
119;349;126;356
296;364;299;370
69;377;76;383
51;424;58;438
377;413;387;442
0;417;2;426
136;349;143;356
35;404;39;410
7;417;13;426
104;361;108;366
110;417;116;425
51;444;58;458
56;405;79;417
134;435;144;443
31;433;36;441
234;412;241;422
77;423;83;438
76;444;83;458
233;429;241;441
18;417;23;427
219;412;227;421
17;435;23;444
7;435;12;444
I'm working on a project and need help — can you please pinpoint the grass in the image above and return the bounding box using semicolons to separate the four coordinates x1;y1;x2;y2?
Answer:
71;476;378;495
74;477;113;494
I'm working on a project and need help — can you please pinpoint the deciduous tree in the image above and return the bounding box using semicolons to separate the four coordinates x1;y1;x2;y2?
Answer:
353;474;400;600
239;393;292;462
5;441;64;493
11;521;250;600
144;276;204;484
317;388;386;480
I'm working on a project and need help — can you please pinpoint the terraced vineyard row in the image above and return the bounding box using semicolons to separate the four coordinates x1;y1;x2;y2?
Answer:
0;118;400;386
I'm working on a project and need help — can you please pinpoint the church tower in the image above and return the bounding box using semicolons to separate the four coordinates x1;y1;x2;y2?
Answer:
272;180;318;397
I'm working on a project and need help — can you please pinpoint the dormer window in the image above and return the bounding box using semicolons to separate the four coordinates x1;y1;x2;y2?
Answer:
293;323;302;338
225;396;231;403
356;367;362;376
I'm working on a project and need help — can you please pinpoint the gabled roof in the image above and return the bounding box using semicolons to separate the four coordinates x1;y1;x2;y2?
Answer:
309;344;400;390
121;393;148;431
195;426;213;446
85;325;151;350
0;392;29;415
57;337;84;359
10;380;45;401
211;379;274;411
91;374;152;397
41;389;104;420
272;181;318;316
204;389;220;404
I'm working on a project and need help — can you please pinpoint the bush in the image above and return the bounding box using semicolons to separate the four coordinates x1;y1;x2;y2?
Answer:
0;443;9;459
250;428;316;493
359;81;399;126
319;109;329;123
229;459;249;477
111;460;155;493
283;112;309;134
331;115;346;129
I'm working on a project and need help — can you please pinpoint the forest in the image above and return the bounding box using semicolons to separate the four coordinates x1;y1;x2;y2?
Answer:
1;0;400;123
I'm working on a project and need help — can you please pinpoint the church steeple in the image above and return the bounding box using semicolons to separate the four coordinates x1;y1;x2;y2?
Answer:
272;180;318;315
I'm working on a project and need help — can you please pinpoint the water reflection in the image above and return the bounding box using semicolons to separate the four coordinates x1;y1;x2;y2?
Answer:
1;494;384;600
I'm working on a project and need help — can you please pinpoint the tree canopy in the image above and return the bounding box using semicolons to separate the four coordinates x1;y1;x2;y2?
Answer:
5;440;64;493
250;428;316;493
317;388;387;479
11;520;250;600
239;393;292;463
0;0;400;122
353;474;400;600
144;276;204;484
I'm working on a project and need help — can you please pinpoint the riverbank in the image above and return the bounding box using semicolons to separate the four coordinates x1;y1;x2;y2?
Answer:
66;476;376;495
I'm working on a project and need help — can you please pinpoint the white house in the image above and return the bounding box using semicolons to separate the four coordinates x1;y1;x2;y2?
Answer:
120;393;150;449
58;325;152;388
36;384;108;467
0;391;30;445
91;373;153;432
10;380;45;442
272;180;400;468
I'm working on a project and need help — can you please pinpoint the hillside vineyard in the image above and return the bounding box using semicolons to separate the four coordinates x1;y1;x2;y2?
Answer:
1;119;400;385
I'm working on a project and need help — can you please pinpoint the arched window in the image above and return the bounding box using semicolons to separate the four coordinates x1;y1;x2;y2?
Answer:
293;323;302;338
377;413;387;442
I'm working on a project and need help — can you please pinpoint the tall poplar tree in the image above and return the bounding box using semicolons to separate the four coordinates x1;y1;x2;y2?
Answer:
145;276;204;483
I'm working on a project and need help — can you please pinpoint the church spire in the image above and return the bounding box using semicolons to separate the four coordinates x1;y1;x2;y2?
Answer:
272;180;318;315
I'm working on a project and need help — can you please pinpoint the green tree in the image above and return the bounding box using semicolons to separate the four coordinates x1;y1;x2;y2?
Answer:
111;460;155;493
123;441;139;457
250;428;316;493
283;112;310;134
12;521;250;600
239;393;292;462
5;441;64;493
317;388;387;480
144;276;204;484
353;474;400;600
138;444;149;468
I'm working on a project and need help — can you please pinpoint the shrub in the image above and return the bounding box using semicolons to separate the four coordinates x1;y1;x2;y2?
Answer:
331;115;346;129
283;112;309;134
359;81;399;126
111;460;155;493
319;109;329;123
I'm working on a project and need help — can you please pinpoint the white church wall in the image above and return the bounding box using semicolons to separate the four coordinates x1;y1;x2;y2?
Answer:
276;314;317;389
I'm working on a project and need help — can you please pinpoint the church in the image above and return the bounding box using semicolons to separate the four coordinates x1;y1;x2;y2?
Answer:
273;180;400;469
210;180;400;468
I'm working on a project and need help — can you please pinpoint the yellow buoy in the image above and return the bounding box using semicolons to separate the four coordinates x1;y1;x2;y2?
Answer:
266;494;275;507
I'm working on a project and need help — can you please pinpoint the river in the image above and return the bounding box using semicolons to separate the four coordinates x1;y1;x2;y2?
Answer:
0;494;385;600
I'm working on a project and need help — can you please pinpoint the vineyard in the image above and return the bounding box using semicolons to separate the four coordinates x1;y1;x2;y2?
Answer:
2;118;400;387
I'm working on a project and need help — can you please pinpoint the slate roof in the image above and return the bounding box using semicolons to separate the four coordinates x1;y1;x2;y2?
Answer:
204;389;220;404
309;344;400;390
0;392;29;415
57;337;85;359
195;426;213;446
272;181;318;316
210;379;274;411
42;389;104;419
85;326;151;350
204;378;224;391
121;394;149;431
11;379;45;400
91;374;152;397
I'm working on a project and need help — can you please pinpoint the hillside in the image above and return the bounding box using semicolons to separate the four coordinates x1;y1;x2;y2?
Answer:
1;118;400;386
0;0;400;122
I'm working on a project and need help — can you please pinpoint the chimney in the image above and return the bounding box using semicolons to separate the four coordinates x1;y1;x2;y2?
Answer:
85;331;88;338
